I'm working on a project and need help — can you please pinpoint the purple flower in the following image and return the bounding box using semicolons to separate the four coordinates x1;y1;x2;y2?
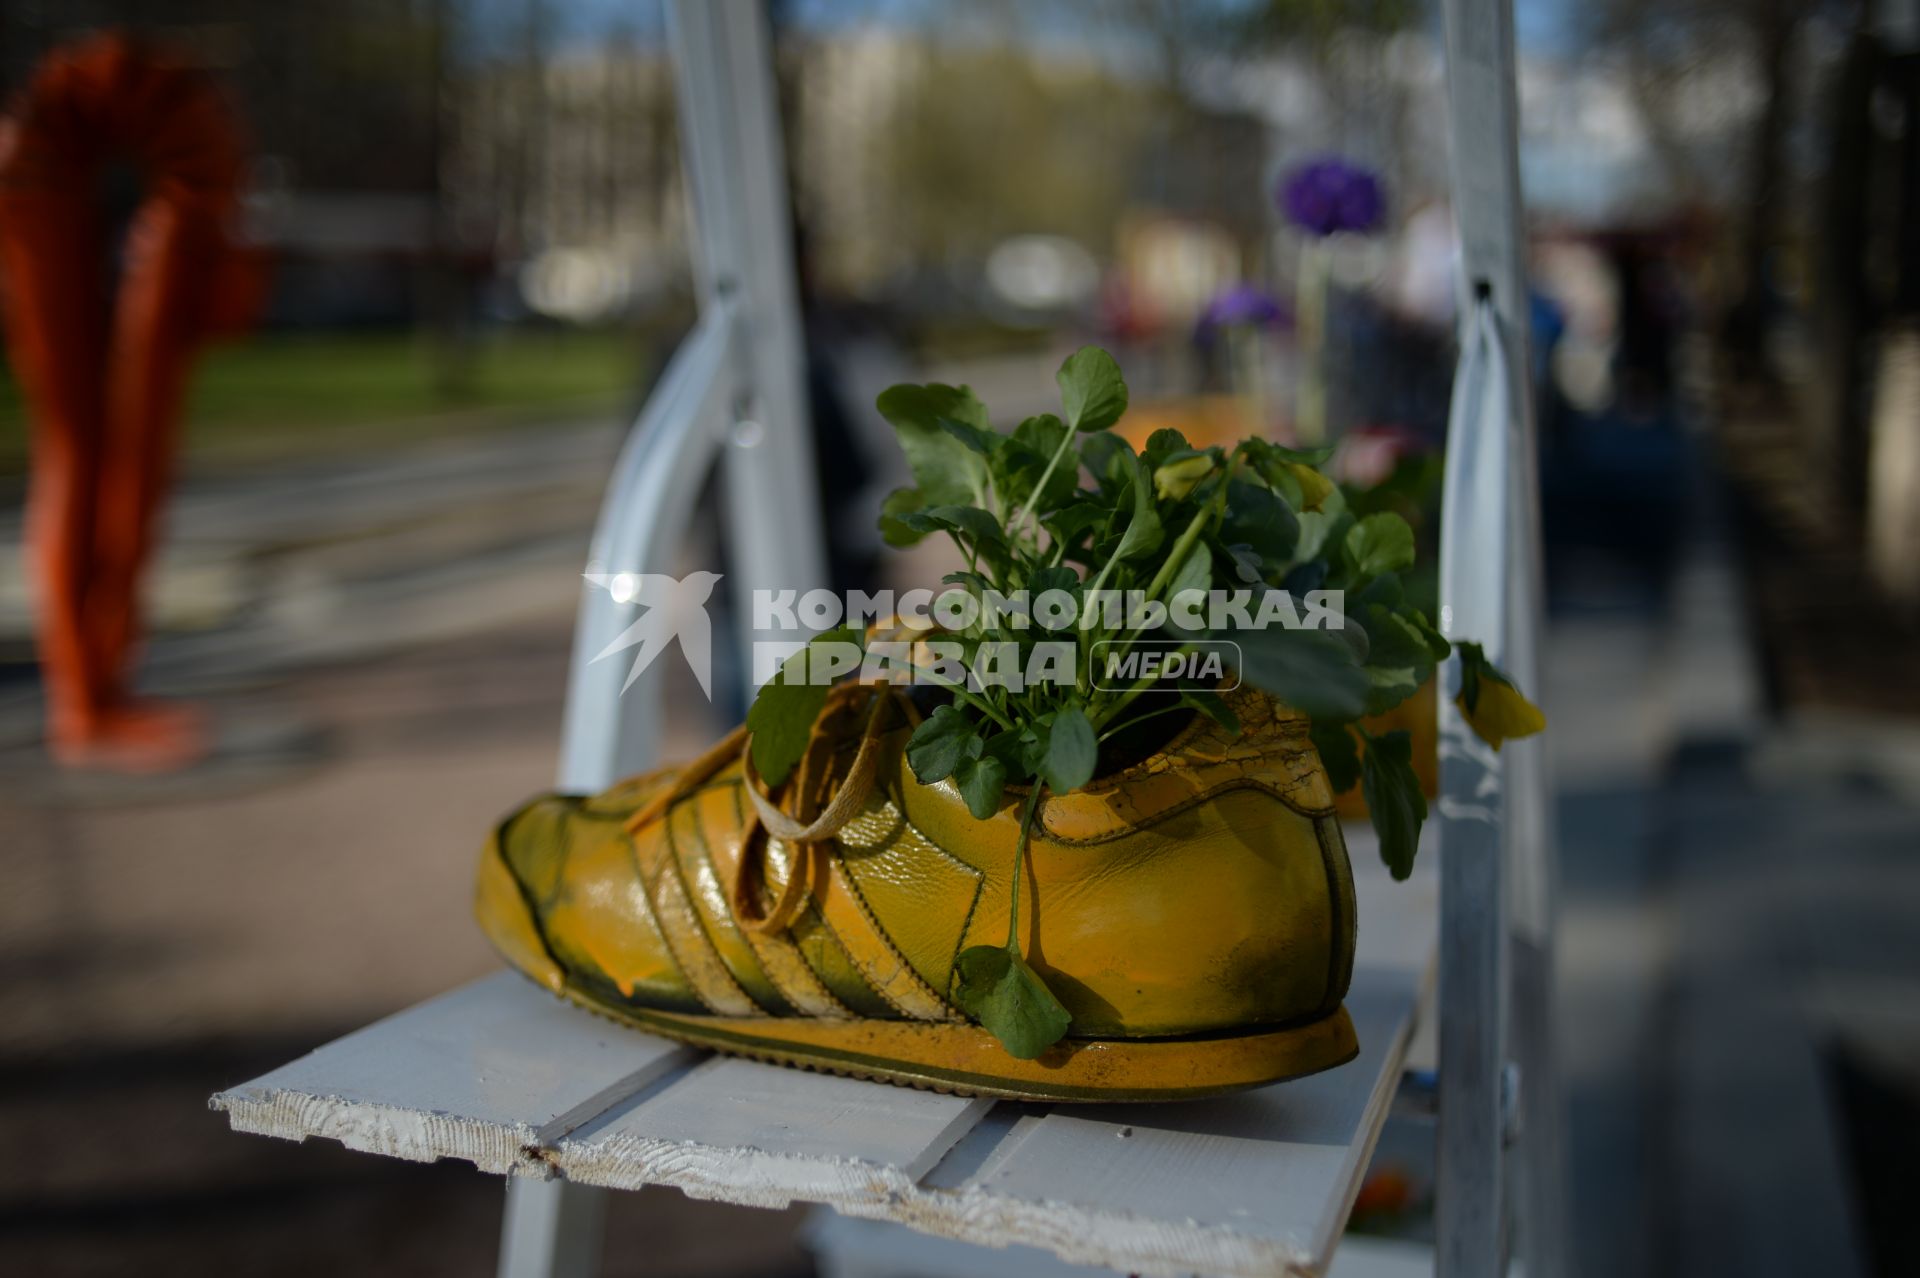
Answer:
1279;156;1386;237
1196;283;1291;336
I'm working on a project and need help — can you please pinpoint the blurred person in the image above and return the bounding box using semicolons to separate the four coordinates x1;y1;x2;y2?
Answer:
0;33;262;772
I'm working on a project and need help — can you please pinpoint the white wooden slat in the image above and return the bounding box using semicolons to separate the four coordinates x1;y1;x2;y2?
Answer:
210;972;697;1175
1331;1237;1437;1278
805;1214;1439;1278
554;1054;992;1208
213;830;1436;1278
871;868;1436;1278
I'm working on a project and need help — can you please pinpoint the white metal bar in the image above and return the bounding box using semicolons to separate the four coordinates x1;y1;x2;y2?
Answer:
1436;0;1565;1274
555;300;736;793
667;0;829;687
499;1177;608;1278
530;6;828;1274
1436;299;1515;1278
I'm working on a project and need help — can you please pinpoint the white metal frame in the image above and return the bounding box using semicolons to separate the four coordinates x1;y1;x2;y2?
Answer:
1436;0;1566;1274
512;2;827;1274
554;0;824;796
514;1;1562;1274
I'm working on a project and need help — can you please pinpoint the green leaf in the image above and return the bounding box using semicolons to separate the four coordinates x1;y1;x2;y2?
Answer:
1015;723;1049;776
1361;605;1435;672
877;486;928;548
1220;541;1266;584
993;414;1078;513
980;727;1027;769
746;627;863;787
1266;464;1305;511
1182;689;1241;734
1040;704;1098;793
1408;609;1452;661
875;383;991;506
1346;512;1417;578
1223;480;1299;561
937;415;1000;455
952;944;1072;1060
1165;537;1212;611
1056;346;1129;432
905;704;982;784
1142;427;1193;469
900;504;1009;550
1363;664;1423;717
1356;604;1442;720
1248;437;1336;468
1351;570;1404;611
1290;501;1350;567
1311;721;1361;795
1041;496;1107;550
1114;453;1164;561
1025;564;1082;632
1360;728;1427;880
1078;431;1134;491
1027;564;1081;596
1233;625;1370;721
953;755;1008;819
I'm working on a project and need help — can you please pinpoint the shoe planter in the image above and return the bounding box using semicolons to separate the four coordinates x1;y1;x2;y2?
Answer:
477;685;1358;1102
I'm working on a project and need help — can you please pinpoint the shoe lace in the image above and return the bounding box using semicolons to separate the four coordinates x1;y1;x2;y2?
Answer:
621;682;912;934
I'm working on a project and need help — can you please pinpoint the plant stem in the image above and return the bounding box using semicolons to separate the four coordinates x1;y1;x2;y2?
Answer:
1076;553;1121;632
1014;424;1079;543
1297;238;1329;444
1087;457;1246;707
901;661;1015;730
1091;641;1195;730
1141;472;1232;604
1096;698;1194;742
1007;782;1044;951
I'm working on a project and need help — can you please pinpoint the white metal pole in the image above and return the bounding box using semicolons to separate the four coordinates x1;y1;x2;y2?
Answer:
1436;0;1566;1275
520;4;827;1274
667;0;830;688
498;1175;607;1278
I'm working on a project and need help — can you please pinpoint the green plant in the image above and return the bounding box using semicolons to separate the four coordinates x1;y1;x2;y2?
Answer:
749;347;1540;1058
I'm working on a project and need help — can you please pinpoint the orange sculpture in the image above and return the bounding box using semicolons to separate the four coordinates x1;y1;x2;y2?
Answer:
0;33;261;771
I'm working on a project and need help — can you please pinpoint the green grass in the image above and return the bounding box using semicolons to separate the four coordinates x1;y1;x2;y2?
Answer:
0;327;665;472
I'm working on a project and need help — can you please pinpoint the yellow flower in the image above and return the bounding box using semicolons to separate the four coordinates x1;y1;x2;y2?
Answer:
1287;462;1335;512
1154;454;1216;502
1455;679;1546;751
1454;641;1546;751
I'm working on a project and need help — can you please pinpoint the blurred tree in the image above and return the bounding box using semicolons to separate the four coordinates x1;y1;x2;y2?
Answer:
1237;0;1419;48
1585;0;1864;358
884;37;1158;265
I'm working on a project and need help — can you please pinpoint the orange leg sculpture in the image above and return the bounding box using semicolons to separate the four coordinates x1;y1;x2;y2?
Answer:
0;33;256;771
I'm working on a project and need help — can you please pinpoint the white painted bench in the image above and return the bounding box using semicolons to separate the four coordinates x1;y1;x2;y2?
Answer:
213;834;1433;1278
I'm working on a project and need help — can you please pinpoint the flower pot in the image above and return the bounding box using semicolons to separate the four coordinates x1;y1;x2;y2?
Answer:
476;685;1359;1102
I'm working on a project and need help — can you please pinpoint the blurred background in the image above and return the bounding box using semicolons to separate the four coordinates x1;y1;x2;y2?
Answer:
2;0;1918;1275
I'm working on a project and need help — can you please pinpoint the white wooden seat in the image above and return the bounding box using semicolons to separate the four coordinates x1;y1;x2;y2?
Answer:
214;838;1432;1278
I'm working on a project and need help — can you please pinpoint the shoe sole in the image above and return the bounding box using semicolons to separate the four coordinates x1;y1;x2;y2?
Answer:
550;982;1358;1102
479;830;1359;1102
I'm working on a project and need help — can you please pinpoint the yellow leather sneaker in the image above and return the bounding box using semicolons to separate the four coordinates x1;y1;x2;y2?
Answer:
476;685;1358;1101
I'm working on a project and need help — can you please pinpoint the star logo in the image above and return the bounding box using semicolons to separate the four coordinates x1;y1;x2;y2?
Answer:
583;570;724;698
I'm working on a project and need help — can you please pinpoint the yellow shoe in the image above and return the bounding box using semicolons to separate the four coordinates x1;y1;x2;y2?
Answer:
476;686;1359;1101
